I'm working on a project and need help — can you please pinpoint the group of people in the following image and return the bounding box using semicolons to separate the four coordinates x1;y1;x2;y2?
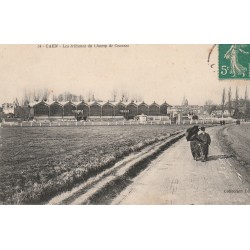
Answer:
186;126;211;162
220;120;226;126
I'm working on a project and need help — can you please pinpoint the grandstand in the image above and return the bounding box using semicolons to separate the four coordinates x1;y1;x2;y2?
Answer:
28;100;171;120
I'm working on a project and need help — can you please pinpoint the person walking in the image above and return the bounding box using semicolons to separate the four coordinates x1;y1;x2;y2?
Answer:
185;125;202;160
190;131;202;161
198;127;211;162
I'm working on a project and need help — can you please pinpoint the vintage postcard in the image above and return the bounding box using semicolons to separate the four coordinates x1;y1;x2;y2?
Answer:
0;44;250;205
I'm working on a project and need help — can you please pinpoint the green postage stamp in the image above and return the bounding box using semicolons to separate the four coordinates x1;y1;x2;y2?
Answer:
219;44;250;80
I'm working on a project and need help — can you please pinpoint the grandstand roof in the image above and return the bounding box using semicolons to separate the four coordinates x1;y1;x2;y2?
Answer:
28;100;172;108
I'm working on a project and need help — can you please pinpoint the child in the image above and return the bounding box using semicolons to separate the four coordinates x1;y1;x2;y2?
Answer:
198;127;211;162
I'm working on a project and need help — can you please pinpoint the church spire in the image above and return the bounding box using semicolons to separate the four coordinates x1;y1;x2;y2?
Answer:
182;95;188;106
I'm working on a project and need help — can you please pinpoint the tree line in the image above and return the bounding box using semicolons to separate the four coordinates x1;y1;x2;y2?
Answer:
205;86;250;119
20;88;143;106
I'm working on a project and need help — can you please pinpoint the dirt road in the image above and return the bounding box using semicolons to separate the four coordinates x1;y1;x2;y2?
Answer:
112;125;250;205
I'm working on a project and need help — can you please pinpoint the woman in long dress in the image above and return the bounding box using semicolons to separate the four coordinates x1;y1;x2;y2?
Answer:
190;132;202;160
224;44;249;77
186;126;202;160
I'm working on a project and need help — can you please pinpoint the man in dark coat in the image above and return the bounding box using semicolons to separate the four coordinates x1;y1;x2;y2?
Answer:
198;127;211;162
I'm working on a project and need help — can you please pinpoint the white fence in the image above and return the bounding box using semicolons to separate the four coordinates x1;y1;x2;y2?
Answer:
0;118;238;128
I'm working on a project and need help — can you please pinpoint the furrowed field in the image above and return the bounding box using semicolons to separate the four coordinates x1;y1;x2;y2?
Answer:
0;125;190;204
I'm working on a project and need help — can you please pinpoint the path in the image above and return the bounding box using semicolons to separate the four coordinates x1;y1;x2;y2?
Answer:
112;126;250;205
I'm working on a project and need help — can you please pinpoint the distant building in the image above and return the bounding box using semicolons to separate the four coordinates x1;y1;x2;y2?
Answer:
169;105;202;117
211;109;232;117
181;96;189;106
2;102;17;115
168;97;207;121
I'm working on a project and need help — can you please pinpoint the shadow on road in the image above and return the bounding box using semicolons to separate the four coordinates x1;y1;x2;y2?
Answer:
208;155;234;161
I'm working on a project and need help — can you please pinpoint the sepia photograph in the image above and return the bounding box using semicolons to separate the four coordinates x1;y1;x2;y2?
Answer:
0;44;250;205
2;1;250;250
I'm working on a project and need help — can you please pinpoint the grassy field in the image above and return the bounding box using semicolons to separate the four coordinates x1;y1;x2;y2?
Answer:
0;125;191;204
223;124;250;165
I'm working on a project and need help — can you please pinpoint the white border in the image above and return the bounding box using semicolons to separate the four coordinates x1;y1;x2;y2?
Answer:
0;0;249;44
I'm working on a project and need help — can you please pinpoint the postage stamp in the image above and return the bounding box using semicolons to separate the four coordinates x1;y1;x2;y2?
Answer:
219;44;250;80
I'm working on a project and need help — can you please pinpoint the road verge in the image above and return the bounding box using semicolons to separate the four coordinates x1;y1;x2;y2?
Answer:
48;131;185;204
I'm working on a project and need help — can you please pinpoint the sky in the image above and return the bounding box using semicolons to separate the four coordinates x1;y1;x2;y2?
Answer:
0;44;249;105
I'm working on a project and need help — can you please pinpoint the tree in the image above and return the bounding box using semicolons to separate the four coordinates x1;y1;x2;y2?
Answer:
57;94;64;102
52;94;58;101
204;100;214;106
86;91;95;102
131;93;143;102
66;92;73;101
32;90;41;102
204;100;216;115
207;105;217;115
14;98;19;107
111;89;118;102
22;89;32;106
221;88;226;114
136;95;143;102
72;94;78;102
120;90;129;102
244;86;248;109
235;86;239;110
79;94;84;101
228;87;232;116
232;87;240;118
233;87;241;119
42;88;49;101
244;86;250;119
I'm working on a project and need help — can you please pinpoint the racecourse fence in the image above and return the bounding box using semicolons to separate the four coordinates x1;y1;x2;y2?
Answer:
0;118;236;128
